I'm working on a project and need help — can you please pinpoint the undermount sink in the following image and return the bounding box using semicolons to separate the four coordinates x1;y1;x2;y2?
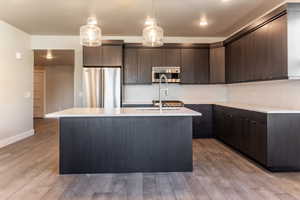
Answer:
135;107;181;111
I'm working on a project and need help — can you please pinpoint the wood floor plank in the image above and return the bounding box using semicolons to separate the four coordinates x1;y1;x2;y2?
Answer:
0;119;300;200
127;173;143;200
156;174;176;200
143;174;160;200
168;173;195;200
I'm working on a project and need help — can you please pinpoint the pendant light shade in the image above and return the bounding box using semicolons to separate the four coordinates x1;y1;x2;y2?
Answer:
80;17;102;47
142;0;164;47
142;23;164;47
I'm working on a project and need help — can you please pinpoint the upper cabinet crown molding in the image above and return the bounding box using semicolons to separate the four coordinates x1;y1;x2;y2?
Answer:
224;4;287;45
210;42;224;49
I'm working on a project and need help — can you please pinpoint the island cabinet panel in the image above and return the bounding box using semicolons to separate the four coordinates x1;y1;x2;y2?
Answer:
83;44;123;67
213;105;300;172
185;104;213;138
181;48;209;84
59;116;193;174
225;14;287;83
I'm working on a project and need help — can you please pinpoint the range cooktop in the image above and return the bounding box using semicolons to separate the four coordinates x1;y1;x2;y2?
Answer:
152;100;184;107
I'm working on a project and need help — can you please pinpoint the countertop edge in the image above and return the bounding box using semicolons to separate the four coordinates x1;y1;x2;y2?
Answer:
214;103;300;114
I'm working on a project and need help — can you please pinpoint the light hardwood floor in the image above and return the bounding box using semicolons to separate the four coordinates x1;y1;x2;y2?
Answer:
1;119;300;200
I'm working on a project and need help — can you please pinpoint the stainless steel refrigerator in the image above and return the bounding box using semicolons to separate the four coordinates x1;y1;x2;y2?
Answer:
83;68;121;109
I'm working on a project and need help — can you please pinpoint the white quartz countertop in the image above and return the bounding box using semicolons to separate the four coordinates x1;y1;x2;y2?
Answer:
45;107;202;118
215;102;300;114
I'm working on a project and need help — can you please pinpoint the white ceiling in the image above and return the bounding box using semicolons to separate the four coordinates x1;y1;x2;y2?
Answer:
0;0;286;37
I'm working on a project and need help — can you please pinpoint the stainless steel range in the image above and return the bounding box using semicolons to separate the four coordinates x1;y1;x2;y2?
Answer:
152;100;184;107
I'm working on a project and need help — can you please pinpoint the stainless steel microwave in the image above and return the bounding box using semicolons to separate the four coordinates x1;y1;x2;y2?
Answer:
152;67;181;83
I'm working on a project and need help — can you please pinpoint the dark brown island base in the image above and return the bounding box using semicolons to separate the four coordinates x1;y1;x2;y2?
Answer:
47;107;201;174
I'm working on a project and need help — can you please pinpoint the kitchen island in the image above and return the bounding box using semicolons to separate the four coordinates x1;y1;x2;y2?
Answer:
47;107;201;174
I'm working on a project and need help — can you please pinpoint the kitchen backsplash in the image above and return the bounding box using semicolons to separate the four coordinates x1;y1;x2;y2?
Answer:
227;80;300;109
123;84;227;104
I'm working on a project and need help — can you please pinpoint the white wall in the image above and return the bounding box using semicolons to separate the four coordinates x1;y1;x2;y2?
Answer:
31;36;83;107
45;65;74;113
227;80;300;109
31;35;226;106
0;21;34;147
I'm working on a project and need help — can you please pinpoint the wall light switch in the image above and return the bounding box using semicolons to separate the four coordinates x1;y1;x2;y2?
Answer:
16;52;22;60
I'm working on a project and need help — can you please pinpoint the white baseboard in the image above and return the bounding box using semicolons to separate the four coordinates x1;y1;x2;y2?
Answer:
0;129;35;149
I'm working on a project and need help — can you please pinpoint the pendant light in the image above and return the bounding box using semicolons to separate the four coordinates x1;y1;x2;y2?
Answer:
80;17;102;47
142;0;164;47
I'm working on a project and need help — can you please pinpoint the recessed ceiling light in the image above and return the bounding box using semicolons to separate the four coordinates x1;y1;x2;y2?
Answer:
222;0;231;2
200;20;208;26
46;50;53;60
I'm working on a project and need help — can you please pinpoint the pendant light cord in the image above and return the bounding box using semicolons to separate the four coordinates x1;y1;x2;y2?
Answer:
152;0;158;25
152;0;156;19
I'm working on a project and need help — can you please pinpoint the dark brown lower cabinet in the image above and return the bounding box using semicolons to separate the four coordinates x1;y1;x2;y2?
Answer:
214;105;300;172
185;104;213;138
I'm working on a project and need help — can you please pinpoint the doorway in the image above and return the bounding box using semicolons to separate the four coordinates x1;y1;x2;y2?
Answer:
33;50;75;118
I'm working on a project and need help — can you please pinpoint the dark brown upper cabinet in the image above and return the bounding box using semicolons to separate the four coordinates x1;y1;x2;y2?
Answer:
124;44;209;85
101;46;123;66
83;41;123;67
147;48;181;67
138;49;153;84
124;47;181;84
162;49;181;66
124;48;162;84
151;48;163;67
83;47;102;67
181;48;209;84
124;48;138;84
209;45;225;84
223;3;300;84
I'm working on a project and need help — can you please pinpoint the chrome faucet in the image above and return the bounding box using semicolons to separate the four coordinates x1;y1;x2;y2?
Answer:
159;74;168;112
